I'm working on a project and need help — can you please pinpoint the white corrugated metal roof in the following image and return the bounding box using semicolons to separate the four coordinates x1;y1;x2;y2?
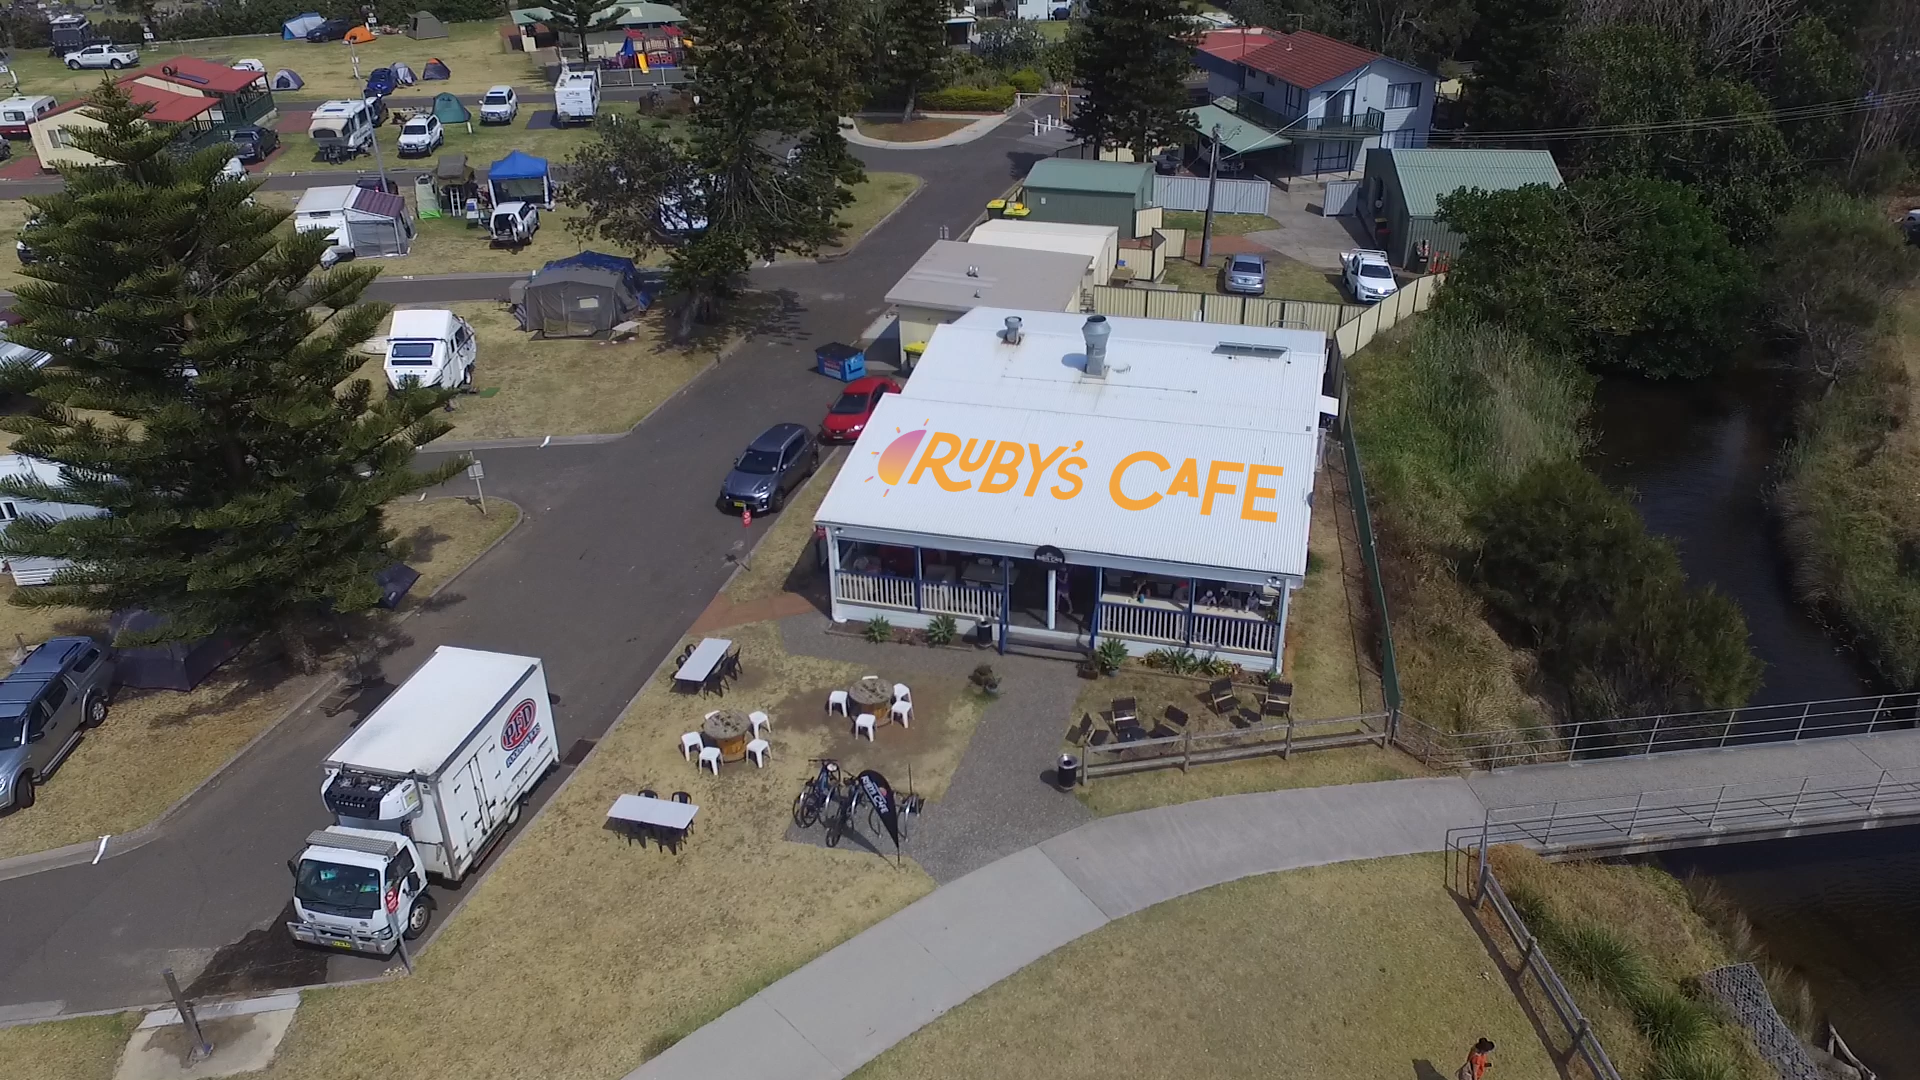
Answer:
884;241;1087;314
814;308;1329;579
326;646;539;775
967;219;1116;267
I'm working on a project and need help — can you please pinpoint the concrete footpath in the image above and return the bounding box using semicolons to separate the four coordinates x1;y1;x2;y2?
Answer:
628;776;1486;1080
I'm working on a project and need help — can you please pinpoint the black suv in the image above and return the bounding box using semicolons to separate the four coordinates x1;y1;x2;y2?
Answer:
307;18;354;42
0;637;115;812
229;126;279;165
718;423;819;513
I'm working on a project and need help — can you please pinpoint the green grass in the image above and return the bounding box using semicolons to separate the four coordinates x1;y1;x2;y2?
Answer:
0;1012;138;1080
1159;253;1346;304
854;854;1563;1080
828;172;920;252
265;107;642;176
3;23;538;102
1777;289;1920;690
1161;210;1278;237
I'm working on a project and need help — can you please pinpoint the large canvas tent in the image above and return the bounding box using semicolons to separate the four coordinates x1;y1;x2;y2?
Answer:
407;10;449;38
109;610;246;691
272;68;305;90
515;254;651;337
282;13;324;38
488;150;552;207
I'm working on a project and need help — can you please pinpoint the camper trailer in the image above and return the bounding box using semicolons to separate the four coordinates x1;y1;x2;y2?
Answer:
0;96;57;139
307;99;377;159
553;68;599;125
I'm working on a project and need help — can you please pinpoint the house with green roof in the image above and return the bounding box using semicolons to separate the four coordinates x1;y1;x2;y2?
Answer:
1359;147;1565;267
1018;159;1156;237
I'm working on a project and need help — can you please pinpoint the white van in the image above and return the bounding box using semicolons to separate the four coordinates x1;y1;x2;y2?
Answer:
383;309;477;392
0;96;56;138
308;99;376;158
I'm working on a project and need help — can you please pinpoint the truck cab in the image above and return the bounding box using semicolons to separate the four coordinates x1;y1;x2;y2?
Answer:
287;826;434;956
383;309;477;392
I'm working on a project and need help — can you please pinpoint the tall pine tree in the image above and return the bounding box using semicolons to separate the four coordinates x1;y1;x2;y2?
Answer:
871;0;950;121
565;0;866;340
1462;0;1569;134
547;0;619;66
0;84;461;655
1069;0;1199;158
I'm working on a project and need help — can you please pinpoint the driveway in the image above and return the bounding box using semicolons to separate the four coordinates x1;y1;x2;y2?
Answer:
1247;187;1376;272
0;106;1060;1017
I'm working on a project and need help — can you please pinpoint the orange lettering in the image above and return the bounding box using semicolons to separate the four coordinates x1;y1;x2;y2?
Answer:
980;441;1024;494
957;438;994;474
1051;456;1086;500
908;432;970;491
1166;458;1201;499
1201;461;1244;517
1109;451;1169;511
1240;464;1284;522
1024;443;1067;496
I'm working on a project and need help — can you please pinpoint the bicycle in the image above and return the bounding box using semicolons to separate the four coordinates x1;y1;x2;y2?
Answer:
825;771;861;848
792;758;840;828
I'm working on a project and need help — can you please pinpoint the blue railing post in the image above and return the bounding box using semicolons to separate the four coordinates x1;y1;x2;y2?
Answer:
1089;567;1102;651
913;547;923;612
1183;578;1196;646
997;558;1009;654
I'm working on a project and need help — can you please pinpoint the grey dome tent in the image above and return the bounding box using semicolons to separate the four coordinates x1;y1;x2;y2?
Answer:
391;61;417;86
406;10;449;38
422;57;452;80
516;253;653;337
282;12;324;39
271;68;304;91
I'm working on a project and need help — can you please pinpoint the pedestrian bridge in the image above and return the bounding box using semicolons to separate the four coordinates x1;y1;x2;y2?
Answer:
1451;722;1920;860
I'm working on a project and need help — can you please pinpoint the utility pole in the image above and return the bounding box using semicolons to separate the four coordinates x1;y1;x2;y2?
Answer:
1199;124;1222;269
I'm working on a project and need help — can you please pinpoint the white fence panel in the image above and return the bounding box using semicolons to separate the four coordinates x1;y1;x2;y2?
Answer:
1322;179;1359;216
1152;175;1272;215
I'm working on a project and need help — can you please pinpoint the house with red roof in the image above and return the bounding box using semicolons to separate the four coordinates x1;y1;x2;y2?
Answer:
1191;27;1436;179
29;56;278;172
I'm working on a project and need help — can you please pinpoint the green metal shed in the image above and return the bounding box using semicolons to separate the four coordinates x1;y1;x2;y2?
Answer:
1020;159;1154;236
1359;148;1565;267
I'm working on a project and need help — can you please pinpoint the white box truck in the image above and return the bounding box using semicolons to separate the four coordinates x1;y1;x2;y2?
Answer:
554;67;600;125
285;646;558;956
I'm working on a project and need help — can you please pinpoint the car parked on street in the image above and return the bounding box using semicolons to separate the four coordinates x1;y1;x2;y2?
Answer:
1342;247;1399;303
1222;254;1266;295
228;125;279;165
719;423;819;513
63;43;138;70
819;375;901;443
396;114;443;157
0;637;115;812
479;85;519;124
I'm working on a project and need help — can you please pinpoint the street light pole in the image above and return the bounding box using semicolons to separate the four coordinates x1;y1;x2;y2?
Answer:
1199;124;1222;269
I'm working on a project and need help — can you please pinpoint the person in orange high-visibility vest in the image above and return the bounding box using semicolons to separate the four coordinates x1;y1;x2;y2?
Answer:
1458;1038;1495;1080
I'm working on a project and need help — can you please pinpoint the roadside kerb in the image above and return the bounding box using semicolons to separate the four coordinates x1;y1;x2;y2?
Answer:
0;497;527;882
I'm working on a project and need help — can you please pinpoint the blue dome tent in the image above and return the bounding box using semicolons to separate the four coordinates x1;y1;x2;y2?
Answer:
282;13;324;38
487;150;553;209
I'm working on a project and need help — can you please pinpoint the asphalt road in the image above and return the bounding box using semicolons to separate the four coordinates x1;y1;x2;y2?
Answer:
0;105;1063;1016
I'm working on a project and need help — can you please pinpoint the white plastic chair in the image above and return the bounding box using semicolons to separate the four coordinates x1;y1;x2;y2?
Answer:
827;690;850;717
749;710;771;738
854;713;877;741
892;683;912;706
679;732;703;761
890;700;912;728
746;738;770;767
698;746;722;775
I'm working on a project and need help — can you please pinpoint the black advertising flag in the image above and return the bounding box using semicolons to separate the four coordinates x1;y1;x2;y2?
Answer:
857;769;901;851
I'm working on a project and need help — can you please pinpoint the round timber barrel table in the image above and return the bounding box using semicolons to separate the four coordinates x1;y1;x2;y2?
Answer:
849;676;891;711
703;709;752;763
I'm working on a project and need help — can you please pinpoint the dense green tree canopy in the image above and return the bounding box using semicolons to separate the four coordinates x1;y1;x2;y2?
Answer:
1069;0;1199;158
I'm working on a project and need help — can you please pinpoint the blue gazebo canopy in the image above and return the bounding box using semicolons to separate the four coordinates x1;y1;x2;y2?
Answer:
489;151;550;181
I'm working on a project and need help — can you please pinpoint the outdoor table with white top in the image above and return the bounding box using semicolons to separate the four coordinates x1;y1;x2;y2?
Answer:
606;794;699;844
674;637;732;690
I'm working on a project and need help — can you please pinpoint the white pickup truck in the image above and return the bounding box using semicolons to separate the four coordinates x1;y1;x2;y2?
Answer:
63;42;138;70
1342;248;1400;304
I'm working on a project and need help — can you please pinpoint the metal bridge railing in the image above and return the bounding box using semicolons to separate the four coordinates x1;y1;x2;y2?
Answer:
1399;693;1920;771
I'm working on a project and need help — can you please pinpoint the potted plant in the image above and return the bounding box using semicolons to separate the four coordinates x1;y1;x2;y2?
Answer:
1076;658;1100;680
970;663;1001;695
1095;638;1128;676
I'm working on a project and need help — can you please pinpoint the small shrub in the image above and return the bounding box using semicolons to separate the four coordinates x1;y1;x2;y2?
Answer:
970;663;1001;692
863;616;893;644
926;614;957;647
1095;638;1129;674
920;85;1017;111
1554;922;1650;1001
1632;985;1716;1054
1007;68;1043;94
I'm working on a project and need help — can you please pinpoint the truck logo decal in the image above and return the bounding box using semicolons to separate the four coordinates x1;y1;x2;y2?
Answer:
501;699;538;751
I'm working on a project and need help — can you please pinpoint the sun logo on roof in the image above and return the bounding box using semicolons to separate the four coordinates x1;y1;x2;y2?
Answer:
869;422;931;495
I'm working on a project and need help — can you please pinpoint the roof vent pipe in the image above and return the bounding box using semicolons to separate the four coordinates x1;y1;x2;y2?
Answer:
1082;315;1110;377
1000;316;1023;345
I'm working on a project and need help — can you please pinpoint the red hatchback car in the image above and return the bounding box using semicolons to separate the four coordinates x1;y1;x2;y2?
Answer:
819;375;902;442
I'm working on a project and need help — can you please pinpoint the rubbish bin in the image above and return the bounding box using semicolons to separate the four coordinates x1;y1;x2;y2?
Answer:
1057;754;1080;790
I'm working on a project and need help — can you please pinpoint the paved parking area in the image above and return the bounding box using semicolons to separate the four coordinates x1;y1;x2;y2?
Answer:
1250;187;1376;271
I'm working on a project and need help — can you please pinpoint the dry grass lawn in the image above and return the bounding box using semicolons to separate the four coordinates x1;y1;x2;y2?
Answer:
852;117;974;142
1161;210;1281;237
0;1012;137;1080
0;497;516;860
5;24;539;102
252;618;942;1080
853;853;1560;1080
1160;252;1346;304
349;298;755;442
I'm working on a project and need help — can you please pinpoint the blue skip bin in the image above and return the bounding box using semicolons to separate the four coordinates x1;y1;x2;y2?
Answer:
815;342;867;382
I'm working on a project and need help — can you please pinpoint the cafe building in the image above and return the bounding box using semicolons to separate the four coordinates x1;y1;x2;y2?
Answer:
813;307;1336;673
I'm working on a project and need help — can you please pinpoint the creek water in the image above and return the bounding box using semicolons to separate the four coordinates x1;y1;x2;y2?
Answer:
1589;366;1919;1075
